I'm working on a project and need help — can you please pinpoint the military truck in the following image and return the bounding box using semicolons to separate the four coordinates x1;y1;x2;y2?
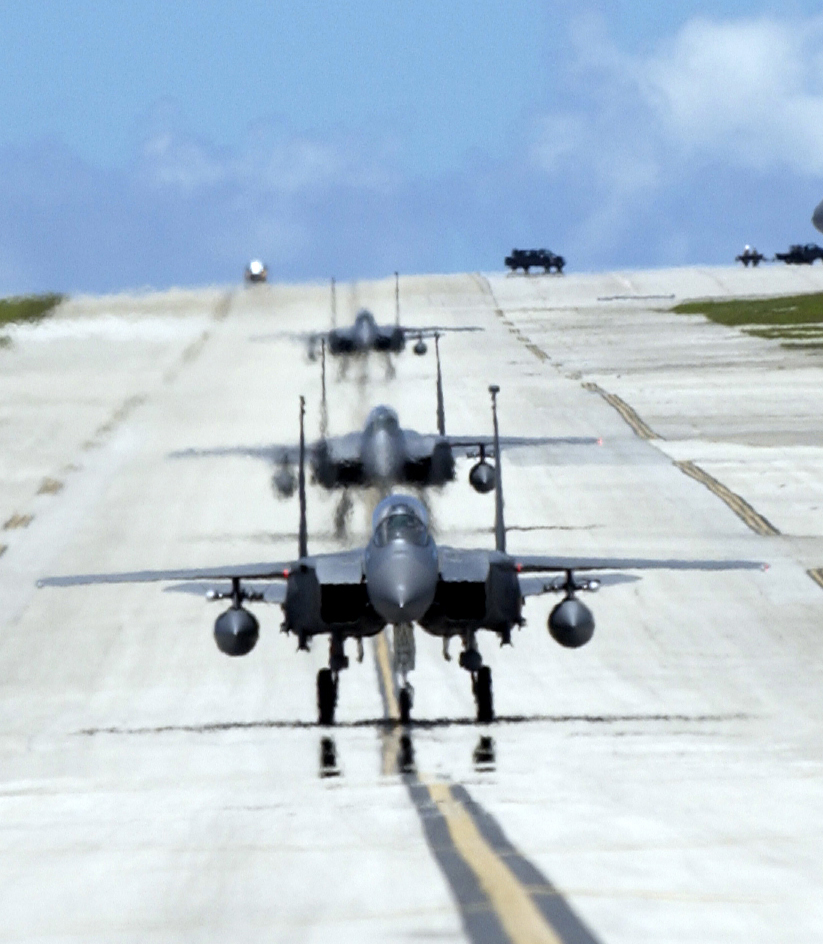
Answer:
504;248;565;274
775;244;823;265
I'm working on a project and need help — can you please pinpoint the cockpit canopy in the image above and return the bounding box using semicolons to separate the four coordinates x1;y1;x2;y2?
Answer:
354;308;376;326
371;495;430;547
365;405;400;432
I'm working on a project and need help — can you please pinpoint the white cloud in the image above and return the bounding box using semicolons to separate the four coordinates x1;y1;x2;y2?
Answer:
640;16;823;173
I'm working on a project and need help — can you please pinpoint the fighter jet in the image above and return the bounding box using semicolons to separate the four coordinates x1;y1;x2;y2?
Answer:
39;389;766;726
258;273;481;359
169;333;600;499
813;200;823;235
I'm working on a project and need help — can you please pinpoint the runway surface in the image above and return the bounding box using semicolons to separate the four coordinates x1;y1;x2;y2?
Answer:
1;266;822;942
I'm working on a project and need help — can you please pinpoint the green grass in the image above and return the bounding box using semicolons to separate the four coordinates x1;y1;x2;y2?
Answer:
673;292;823;327
673;292;823;345
0;293;63;327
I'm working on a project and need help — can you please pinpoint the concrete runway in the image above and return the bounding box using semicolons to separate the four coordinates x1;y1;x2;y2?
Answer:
1;266;822;942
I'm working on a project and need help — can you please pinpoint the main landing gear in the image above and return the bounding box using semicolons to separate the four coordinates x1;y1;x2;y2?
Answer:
317;668;338;726
317;633;351;726
459;633;494;723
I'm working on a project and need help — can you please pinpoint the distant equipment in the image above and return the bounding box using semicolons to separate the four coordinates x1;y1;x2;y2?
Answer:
505;248;565;274
774;244;823;265
813;200;823;235
736;246;765;267
245;259;268;283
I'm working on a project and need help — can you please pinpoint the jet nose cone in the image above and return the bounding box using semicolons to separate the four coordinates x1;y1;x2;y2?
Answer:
366;546;438;624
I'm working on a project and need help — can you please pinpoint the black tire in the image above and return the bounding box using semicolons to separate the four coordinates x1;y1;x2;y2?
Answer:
317;668;337;726
474;666;494;723
398;686;412;725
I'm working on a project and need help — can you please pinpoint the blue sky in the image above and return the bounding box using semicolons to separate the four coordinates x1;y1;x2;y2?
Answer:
1;0;822;292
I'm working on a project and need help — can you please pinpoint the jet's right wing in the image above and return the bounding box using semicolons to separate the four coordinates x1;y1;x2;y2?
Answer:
169;444;301;463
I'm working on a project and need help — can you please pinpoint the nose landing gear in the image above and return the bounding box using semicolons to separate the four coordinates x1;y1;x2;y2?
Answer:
394;623;416;725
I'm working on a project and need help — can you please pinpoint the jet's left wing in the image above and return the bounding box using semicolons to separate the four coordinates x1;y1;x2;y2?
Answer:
401;326;483;338
445;434;600;458
513;555;767;573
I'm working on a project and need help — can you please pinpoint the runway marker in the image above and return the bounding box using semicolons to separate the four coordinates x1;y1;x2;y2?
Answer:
674;461;780;537
581;382;659;440
371;635;602;944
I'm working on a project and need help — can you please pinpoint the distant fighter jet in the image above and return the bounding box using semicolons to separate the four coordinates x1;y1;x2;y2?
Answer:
39;390;766;726
813;200;823;235
257;273;481;358
169;334;599;498
736;246;765;267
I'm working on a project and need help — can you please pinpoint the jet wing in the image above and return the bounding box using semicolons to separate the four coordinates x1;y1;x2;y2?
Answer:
437;546;765;588
170;431;362;467
518;573;640;597
38;549;366;590
164;581;288;603
513;555;766;573
445;434;600;458
169;444;301;463
401;326;483;337
38;560;299;587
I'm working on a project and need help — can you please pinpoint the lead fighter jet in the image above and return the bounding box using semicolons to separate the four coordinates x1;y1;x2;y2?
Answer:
170;334;600;497
39;388;766;725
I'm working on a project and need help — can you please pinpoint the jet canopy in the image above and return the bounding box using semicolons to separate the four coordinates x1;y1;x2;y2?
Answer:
371;495;430;547
365;406;400;431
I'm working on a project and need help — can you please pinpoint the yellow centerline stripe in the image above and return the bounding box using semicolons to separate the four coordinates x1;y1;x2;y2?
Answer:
674;460;780;536
374;631;577;943
807;569;823;590
426;782;564;944
582;382;659;440
374;631;399;719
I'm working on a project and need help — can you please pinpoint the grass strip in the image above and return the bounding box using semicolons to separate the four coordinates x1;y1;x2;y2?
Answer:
0;293;63;327
673;292;823;327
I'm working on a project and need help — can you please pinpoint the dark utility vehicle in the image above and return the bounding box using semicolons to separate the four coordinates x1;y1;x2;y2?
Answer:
505;248;565;274
735;246;765;267
775;244;823;265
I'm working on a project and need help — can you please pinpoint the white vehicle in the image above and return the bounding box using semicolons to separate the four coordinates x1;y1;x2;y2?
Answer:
244;259;268;283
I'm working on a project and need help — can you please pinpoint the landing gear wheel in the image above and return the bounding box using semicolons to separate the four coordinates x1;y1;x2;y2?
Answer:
317;668;337;726
398;686;413;725
473;666;494;723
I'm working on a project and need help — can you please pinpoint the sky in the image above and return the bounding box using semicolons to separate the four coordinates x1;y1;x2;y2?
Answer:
0;0;822;293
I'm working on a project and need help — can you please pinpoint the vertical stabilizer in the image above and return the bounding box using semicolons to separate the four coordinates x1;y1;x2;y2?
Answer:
435;333;446;436
394;271;400;326
320;338;328;439
298;396;308;559
489;385;506;553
